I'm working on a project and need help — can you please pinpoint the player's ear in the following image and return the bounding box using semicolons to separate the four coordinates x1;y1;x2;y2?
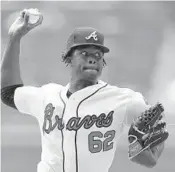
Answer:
68;48;77;64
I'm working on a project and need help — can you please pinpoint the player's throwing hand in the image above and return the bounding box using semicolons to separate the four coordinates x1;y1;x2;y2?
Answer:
8;8;43;39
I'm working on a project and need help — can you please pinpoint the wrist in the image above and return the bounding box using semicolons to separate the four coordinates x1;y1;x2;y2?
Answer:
8;33;22;43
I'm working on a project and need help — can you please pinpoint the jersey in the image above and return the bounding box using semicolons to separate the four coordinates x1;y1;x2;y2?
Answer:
14;80;149;172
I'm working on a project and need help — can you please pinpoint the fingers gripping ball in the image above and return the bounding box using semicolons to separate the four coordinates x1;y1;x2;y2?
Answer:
128;103;169;159
8;8;43;39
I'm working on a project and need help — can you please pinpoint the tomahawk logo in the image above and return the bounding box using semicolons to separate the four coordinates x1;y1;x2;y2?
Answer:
85;31;98;41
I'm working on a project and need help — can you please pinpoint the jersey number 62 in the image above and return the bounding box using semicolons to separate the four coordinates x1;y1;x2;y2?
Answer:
88;130;116;153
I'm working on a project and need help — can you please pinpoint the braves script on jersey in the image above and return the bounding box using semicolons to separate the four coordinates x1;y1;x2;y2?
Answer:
14;80;147;172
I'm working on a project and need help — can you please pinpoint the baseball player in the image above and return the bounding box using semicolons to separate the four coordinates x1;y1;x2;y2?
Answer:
1;9;169;172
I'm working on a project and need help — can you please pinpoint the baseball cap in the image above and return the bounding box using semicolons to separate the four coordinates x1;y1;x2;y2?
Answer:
64;27;110;57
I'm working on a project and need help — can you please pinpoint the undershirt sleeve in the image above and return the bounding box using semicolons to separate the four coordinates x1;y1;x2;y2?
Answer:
1;84;23;109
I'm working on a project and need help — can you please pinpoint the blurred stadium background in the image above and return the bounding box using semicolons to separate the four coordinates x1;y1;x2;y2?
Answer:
1;1;175;172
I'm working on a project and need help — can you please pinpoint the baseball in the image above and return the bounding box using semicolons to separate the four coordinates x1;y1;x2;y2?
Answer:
28;9;41;24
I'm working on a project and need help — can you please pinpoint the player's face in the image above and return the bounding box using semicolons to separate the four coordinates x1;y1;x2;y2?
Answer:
70;46;104;82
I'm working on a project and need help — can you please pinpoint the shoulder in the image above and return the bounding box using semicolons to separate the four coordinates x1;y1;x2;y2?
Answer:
105;82;147;109
41;83;63;90
14;83;64;100
41;83;64;93
116;88;149;125
105;82;139;98
126;89;149;118
100;80;146;103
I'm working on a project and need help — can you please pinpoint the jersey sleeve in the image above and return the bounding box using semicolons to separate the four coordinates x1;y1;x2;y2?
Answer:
14;86;44;117
123;91;151;126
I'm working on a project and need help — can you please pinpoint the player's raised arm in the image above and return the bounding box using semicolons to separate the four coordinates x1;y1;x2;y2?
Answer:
1;8;43;88
1;8;43;112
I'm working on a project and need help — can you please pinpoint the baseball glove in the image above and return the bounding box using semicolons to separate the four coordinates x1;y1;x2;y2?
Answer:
128;103;169;159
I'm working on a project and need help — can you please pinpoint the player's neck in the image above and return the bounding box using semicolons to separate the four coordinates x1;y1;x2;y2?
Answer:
69;79;98;94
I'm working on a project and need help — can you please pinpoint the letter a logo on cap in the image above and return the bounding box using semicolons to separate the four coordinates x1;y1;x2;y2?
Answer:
85;31;98;41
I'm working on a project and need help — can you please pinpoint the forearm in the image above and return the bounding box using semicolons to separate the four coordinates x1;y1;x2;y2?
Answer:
150;142;165;159
1;36;23;88
131;142;165;168
131;148;157;168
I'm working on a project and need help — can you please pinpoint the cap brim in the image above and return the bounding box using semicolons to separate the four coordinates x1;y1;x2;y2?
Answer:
72;43;110;53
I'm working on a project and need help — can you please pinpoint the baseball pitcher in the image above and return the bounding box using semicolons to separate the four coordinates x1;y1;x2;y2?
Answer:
1;9;169;172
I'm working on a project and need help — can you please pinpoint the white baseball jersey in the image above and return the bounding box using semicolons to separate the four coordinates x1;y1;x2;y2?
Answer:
14;80;148;172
